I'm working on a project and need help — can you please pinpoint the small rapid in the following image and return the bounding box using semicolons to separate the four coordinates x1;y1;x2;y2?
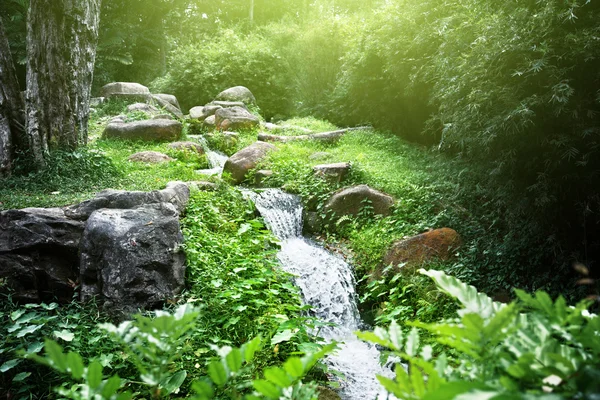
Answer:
245;189;393;399
192;135;228;176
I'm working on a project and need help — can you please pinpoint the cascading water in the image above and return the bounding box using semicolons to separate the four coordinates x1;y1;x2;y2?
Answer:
192;135;228;176
245;189;394;400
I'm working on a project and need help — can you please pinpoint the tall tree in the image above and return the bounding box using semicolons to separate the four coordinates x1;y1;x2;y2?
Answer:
26;0;101;167
0;17;25;177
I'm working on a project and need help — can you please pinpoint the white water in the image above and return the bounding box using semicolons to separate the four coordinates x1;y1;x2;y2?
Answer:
191;135;228;176
246;189;394;400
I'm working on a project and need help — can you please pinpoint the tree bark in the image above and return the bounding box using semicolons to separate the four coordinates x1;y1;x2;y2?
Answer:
26;0;101;167
0;17;25;177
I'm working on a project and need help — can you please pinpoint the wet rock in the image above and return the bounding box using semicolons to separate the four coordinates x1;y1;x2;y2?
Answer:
314;162;350;183
128;151;173;163
223;142;277;184
214;86;256;105
0;208;84;302
381;228;462;275
79;203;186;318
100;82;151;102
215;106;259;131
103;119;182;141
64;181;190;220
168;141;205;154
325;185;394;218
303;211;322;234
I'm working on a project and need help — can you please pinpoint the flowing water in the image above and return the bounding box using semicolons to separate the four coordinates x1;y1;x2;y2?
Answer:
191;135;228;176
245;189;394;400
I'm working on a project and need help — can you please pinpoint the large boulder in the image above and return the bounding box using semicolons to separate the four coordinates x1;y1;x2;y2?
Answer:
151;94;183;118
214;86;256;105
325;185;394;217
79;203;186;317
381;228;462;275
100;82;151;102
103;119;182;141
153;94;180;110
215;106;259;131
0;208;85;302
223;142;277;184
64;181;190;221
128;151;174;163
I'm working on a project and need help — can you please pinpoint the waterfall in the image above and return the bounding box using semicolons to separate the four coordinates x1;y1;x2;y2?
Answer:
245;189;394;400
192;135;228;176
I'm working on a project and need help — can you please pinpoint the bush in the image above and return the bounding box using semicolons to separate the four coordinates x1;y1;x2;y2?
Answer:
151;29;293;119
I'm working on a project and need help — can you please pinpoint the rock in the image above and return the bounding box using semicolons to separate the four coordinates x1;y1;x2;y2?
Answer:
309;152;330;161
0;208;85;302
65;181;190;221
381;228;462;274
254;169;273;187
103;119;182;141
314;162;350;183
303;211;321;234
325;185;394;218
208;101;249;110
189;105;221;120
317;387;341;400
223;131;240;147
203;115;216;128
214;86;256;105
127;103;159;114
79;203;186;317
215;106;259;131
100;82;151;102
263;122;280;131
223;142;277;184
153;113;174;120
168;141;205;154
128;151;174;163
152;94;183;118
152;93;180;110
90;97;106;107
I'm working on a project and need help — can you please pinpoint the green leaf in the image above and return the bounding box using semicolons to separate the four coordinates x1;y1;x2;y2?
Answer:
160;370;187;394
102;375;122;397
192;379;214;399
87;361;103;389
44;339;67;372
208;360;228;386
225;348;243;373
405;327;420;357
284;357;304;379
271;329;296;345
1;359;22;373
242;336;262;363
16;324;44;338
26;341;44;355
253;379;281;399
12;371;31;382
54;330;75;342
66;351;84;379
264;366;292;387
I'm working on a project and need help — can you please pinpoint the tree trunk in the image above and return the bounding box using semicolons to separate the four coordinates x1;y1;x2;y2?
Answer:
26;0;101;167
0;17;25;177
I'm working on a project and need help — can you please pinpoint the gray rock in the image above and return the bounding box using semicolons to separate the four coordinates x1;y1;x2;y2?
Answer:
314;162;350;183
79;203;186;317
189;105;222;120
215;106;259;131
100;82;151;102
152;95;183;118
0;208;85;302
65;181;190;221
325;185;394;218
208;101;249;110
153;113;174;120
214;86;256;105
153;94;180;110
254;169;273;187
168;141;205;154
103;119;182;141
223;142;277;184
127;103;159;114
203;115;216;128
303;211;322;234
128;151;173;164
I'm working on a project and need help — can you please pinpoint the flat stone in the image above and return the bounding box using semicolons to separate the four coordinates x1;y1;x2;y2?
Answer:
100;82;151;102
254;169;273;187
103;119;182;141
127;103;159;114
314;162;350;183
128;151;174;163
168;141;205;154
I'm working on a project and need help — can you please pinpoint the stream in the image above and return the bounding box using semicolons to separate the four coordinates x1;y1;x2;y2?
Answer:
245;189;393;400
